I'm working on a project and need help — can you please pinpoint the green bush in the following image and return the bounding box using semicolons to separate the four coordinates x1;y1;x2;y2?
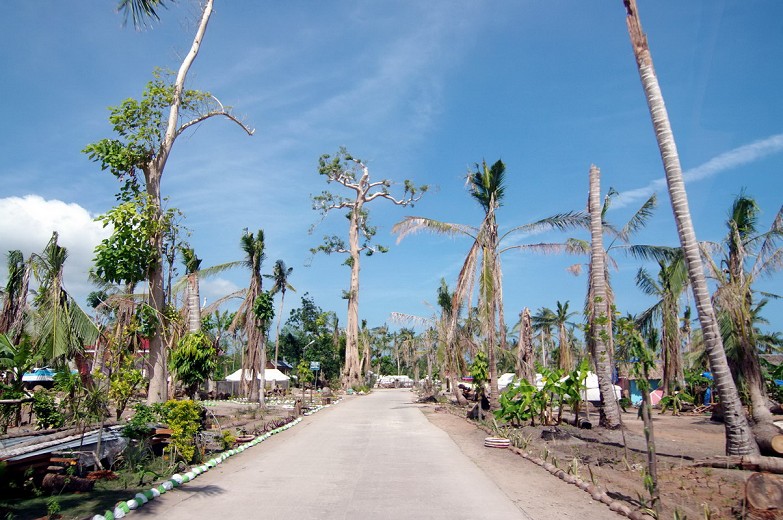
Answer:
159;400;205;463
32;390;64;430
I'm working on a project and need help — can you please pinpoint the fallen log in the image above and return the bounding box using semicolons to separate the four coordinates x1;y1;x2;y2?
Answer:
753;422;783;457
745;472;783;519
41;473;95;493
694;455;783;474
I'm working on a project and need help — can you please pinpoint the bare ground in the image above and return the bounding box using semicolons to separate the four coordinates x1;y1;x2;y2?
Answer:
424;401;752;520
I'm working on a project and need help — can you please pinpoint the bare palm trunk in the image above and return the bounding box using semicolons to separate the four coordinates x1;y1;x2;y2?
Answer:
517;308;534;383
589;165;621;429
186;272;201;333
274;290;286;367
558;323;571;372
623;0;757;455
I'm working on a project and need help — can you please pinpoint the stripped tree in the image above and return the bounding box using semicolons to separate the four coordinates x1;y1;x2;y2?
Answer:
84;0;253;403
311;148;426;389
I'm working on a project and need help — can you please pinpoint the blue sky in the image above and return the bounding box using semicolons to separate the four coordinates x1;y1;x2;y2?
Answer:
1;1;781;339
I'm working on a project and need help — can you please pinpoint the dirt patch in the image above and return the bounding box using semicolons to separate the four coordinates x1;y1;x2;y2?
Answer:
423;404;751;520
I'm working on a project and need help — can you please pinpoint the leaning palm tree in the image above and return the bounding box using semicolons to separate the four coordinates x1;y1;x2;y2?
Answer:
704;193;783;451
635;253;688;395
265;259;296;368
622;0;757;454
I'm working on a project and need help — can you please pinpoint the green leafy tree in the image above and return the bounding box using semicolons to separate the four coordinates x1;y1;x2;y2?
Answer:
311;148;427;389
84;0;253;404
469;350;489;420
169;330;217;399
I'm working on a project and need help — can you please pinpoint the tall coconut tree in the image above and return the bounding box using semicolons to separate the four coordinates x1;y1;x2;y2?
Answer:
622;0;757;454
567;189;659;374
588;165;622;429
230;229;267;403
395;160;586;410
704;193;783;443
265;259;295;368
635;254;688;395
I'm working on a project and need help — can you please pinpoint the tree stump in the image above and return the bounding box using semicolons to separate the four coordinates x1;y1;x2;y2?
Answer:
745;472;783;519
541;427;572;441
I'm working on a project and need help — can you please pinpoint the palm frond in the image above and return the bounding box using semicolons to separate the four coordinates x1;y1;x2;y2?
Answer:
508;211;590;236
389;312;432;328
117;0;169;29
500;242;581;256
171;261;243;295
392;216;477;243
751;205;783;280
618;193;657;243
621;244;680;263
635;300;663;335
635;266;660;297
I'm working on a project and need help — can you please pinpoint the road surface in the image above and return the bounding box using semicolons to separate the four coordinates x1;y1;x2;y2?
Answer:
136;389;615;519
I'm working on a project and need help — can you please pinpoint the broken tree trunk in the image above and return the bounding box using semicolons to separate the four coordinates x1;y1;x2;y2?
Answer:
694;455;783;474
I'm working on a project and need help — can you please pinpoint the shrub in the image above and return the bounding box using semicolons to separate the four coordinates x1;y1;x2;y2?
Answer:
32;390;64;430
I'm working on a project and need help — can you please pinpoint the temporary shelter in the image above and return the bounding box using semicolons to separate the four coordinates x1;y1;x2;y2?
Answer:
225;368;290;389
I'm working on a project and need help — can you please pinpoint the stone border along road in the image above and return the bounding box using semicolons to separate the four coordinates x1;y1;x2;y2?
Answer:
90;402;333;520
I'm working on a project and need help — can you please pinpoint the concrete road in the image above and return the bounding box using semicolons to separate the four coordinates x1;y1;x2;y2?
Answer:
137;389;534;519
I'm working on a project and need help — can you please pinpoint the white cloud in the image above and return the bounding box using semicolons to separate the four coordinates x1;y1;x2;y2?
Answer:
199;277;243;307
613;133;783;209
0;195;109;301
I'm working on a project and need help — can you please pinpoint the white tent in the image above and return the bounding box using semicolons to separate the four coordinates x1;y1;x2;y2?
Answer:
226;368;290;383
